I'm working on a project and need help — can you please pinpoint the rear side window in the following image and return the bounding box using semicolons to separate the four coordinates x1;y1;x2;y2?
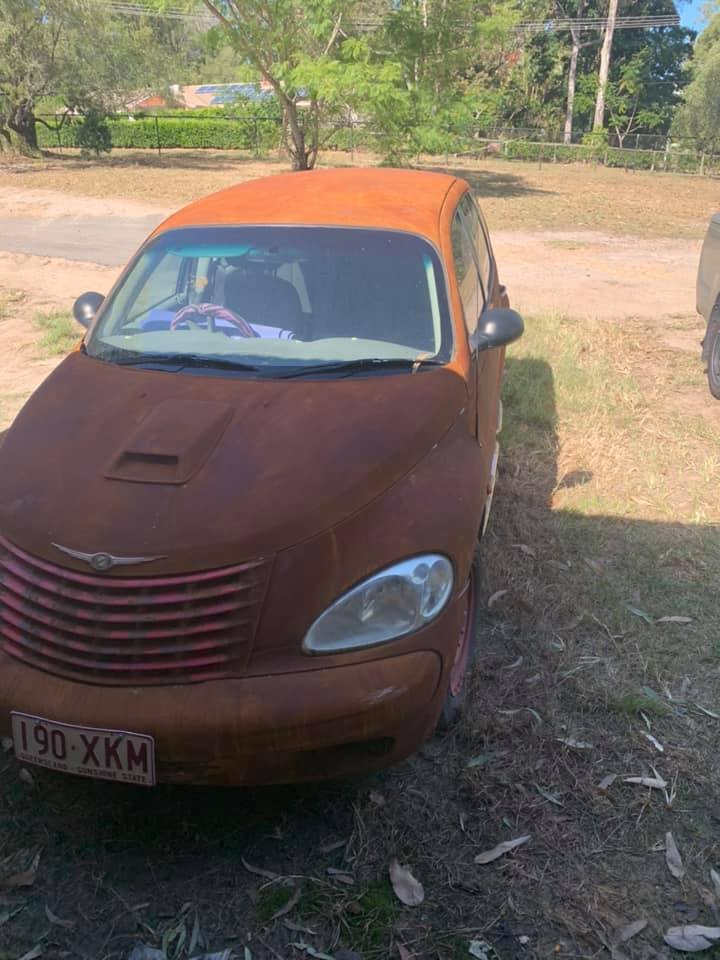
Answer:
451;209;481;335
460;194;492;298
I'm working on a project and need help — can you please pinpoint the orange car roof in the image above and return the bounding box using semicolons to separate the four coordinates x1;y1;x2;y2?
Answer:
153;168;462;244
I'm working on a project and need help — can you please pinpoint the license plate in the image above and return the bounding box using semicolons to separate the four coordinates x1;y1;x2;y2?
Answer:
11;712;156;786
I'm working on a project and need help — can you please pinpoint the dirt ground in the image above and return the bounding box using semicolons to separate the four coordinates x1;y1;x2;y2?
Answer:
0;154;719;960
0;161;708;420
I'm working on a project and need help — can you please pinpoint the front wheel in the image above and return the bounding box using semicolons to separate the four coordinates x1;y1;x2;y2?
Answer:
707;319;720;400
438;548;486;730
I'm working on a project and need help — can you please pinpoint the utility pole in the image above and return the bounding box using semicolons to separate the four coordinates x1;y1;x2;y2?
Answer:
593;0;619;130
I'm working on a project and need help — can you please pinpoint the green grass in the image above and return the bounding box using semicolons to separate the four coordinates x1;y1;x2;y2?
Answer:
33;308;80;357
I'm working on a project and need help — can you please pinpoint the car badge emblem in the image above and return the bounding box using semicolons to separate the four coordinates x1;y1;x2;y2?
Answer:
51;543;166;573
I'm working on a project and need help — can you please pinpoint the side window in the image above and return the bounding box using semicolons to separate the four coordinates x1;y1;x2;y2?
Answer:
451;208;481;335
459;194;492;299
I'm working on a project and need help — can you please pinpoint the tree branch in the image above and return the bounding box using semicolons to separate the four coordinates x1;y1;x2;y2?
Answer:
324;12;343;55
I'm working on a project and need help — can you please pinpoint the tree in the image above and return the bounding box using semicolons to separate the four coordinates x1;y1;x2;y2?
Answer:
593;0;619;128
673;3;720;146
199;0;362;169
0;0;182;154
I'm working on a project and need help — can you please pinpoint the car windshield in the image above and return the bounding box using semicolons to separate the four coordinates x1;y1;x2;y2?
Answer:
85;225;453;375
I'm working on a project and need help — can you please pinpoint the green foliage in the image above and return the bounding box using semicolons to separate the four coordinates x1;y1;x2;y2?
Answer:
0;0;192;152
75;110;111;157
37;108;283;152
673;6;720;147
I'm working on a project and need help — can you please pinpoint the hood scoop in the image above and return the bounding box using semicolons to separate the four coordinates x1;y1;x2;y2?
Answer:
106;399;233;485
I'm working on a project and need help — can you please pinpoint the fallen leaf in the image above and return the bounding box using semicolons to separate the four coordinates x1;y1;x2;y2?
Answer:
17;945;44;960
624;776;668;790
291;943;336;960
18;768;34;787
619;919;647;942
557;737;594;749
388;859;424;907
534;783;563;807
284;919;317;935
0;906;22;926
469;940;495;960
503;656;523;670
626;605;653;624
319;839;346;854
271;886;302;920
710;869;720;899
0;848;41;888
397;947;413;960
45;905;74;929
487;590;508;609
467;755;492;768
666;833;686;880
326;868;354;885
663;925;720;951
695;705;720;720
642;732;664;753
241;857;279;881
474;835;531;865
657;616;692;624
128;945;166;960
598;774;618;791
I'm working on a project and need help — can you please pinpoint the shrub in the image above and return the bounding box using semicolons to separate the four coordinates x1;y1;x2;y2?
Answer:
75;111;112;158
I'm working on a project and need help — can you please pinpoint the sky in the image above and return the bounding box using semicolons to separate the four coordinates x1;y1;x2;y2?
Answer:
679;0;711;30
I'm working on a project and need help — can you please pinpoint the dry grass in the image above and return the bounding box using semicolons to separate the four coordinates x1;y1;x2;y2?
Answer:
0;313;719;960
1;148;717;239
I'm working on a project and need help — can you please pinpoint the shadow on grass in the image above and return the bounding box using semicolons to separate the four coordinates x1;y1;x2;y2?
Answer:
24;148;287;174
425;164;554;198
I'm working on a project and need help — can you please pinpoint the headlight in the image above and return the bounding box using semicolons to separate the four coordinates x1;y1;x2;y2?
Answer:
303;554;454;655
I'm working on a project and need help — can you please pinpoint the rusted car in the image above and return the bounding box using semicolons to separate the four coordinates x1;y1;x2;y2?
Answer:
698;213;720;398
0;169;522;786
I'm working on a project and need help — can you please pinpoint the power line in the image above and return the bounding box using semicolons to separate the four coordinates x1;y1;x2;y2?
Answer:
99;1;680;33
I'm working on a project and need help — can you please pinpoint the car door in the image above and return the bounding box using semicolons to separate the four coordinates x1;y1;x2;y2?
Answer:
456;193;505;458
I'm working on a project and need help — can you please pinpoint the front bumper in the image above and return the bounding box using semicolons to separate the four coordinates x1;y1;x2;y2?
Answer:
0;633;452;785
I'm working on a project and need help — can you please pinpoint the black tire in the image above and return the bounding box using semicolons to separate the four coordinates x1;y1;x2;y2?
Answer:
707;318;720;401
438;548;487;730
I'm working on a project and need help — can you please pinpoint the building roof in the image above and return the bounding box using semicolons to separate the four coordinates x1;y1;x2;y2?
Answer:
153;168;461;243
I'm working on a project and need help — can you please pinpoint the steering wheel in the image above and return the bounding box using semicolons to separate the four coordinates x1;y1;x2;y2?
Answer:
171;303;257;338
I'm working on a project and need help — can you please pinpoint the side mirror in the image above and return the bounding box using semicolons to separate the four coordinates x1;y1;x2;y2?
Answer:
470;308;524;352
73;291;104;329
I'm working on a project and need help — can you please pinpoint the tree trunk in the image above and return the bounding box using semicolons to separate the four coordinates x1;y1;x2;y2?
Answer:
564;29;580;144
7;101;39;154
283;99;309;170
282;98;319;171
593;0;619;131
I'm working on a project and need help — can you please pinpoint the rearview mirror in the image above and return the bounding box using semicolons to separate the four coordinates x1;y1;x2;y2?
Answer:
73;291;104;329
470;308;524;352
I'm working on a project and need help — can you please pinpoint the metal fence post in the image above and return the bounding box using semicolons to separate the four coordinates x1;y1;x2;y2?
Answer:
154;115;161;157
350;120;355;163
253;118;260;157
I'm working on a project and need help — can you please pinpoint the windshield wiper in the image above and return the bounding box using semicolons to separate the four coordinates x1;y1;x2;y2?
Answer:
277;357;445;379
100;353;261;372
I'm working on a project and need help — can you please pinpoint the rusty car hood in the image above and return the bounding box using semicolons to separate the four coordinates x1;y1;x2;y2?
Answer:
0;353;466;573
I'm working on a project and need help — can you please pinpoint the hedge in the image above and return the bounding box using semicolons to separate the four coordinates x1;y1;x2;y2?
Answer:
501;138;720;174
37;114;283;151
